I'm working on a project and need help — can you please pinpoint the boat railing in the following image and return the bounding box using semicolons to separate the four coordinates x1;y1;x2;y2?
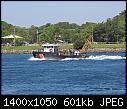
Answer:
59;49;79;56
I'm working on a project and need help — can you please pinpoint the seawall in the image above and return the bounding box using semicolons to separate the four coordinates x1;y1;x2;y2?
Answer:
1;48;126;54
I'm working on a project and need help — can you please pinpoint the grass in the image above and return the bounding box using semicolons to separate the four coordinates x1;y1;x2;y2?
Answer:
59;43;73;50
59;43;126;49
1;45;42;50
89;43;126;49
1;43;126;51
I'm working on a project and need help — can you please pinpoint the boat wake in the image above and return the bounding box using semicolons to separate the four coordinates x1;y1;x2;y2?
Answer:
61;58;84;61
85;55;126;60
28;55;126;61
28;57;46;61
28;57;59;61
61;55;126;61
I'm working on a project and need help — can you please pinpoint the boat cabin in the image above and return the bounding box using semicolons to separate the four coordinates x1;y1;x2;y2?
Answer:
42;43;59;53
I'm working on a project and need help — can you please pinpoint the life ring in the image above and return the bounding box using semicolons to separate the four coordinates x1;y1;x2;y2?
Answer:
39;54;44;58
49;48;53;52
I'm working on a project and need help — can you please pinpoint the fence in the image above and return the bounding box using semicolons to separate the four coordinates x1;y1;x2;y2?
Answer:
91;42;126;44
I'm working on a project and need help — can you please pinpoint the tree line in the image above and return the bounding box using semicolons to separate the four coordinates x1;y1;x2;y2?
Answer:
1;10;126;49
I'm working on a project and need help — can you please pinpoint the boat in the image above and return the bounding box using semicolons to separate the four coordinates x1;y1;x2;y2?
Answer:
32;35;92;60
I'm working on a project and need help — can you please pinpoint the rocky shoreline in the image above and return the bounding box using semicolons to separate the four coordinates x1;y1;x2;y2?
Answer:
87;48;126;53
1;48;126;54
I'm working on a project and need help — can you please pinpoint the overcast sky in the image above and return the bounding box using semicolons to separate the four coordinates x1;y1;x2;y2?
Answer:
1;1;126;27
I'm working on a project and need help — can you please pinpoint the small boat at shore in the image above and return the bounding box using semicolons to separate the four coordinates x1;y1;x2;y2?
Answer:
32;35;92;60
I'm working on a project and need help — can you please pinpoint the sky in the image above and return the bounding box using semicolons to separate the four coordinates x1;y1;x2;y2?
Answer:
1;1;126;27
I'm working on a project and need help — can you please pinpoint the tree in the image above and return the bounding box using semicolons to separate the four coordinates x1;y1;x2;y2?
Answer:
29;25;38;43
1;9;126;45
73;37;85;49
38;24;55;43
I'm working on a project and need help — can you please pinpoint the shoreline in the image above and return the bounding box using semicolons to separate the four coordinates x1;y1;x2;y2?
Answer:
1;48;126;54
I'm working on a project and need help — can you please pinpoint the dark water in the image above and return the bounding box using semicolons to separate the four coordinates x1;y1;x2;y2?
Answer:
1;52;126;95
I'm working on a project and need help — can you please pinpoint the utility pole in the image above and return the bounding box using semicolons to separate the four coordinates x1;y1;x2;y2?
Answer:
91;25;94;43
105;22;107;43
117;18;119;44
37;29;39;44
27;29;29;37
13;27;16;46
117;35;119;44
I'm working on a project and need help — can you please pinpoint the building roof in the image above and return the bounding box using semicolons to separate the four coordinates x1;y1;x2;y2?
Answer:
2;34;23;39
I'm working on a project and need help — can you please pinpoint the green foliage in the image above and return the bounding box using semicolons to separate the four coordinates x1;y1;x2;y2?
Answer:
1;10;126;49
1;21;14;37
73;37;85;49
39;24;55;43
93;10;126;42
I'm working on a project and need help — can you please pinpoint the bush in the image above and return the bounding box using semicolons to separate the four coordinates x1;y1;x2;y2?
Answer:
73;37;85;49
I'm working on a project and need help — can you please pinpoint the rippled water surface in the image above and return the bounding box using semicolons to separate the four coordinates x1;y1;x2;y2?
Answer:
1;52;126;95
